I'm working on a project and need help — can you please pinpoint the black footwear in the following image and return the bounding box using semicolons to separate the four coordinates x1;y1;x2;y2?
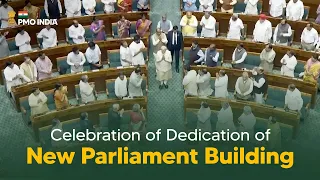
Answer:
159;85;163;89
164;84;168;89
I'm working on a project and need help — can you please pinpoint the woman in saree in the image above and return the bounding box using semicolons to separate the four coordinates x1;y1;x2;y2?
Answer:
136;14;152;37
129;104;146;132
117;15;131;38
117;0;132;12
54;83;69;111
303;54;320;84
90;17;106;41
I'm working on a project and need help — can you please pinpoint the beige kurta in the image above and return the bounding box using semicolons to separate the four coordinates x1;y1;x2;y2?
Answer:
28;92;50;116
260;49;276;73
79;81;95;103
155;50;172;81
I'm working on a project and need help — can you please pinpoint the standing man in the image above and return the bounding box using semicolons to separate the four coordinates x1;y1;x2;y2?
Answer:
232;43;247;69
35;53;52;81
286;0;304;21
67;47;86;73
216;102;236;132
102;0;117;14
200;12;217;38
301;23;319;51
188;41;205;67
251;67;268;104
108;104;124;131
68;20;85;44
79;75;96;104
28;87;49;117
157;14;173;35
273;19;292;46
155;46;172;89
20;55;37;82
167;26;183;73
64;0;81;17
129;35;146;66
235;72;253;101
183;0;197;12
44;0;63;19
128;67;144;97
37;25;57;49
0;31;10;58
83;0;96;15
115;72;128;99
253;14;272;43
285;84;303;114
183;66;198;96
244;0;259;15
15;29;32;53
269;0;286;18
196;102;212;132
204;44;219;67
259;44;276;73
85;41;102;70
215;70;228;98
120;41;132;67
180;12;198;37
220;0;237;13
227;14;244;40
199;0;215;12
196;69;213;97
280;50;297;77
0;0;16;28
152;28;168;57
238;106;256;139
4;62;30;93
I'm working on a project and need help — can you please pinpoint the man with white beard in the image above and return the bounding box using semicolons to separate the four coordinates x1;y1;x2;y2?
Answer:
68;20;85;44
214;70;228;98
102;0;116;13
253;14;272;43
285;84;303;114
37;25;57;49
155;46;172;89
128;67;145;97
200;12;217;38
238;106;256;139
79;75;96;104
115;72;128;99
64;0;81;17
286;0;304;21
216;101;236;132
199;0;215;12
183;66;198;96
196;69;213;97
280;50;297;77
83;0;96;15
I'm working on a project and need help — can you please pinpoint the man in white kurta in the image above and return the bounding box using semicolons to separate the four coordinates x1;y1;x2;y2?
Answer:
183;66;198;96
199;0;215;12
156;46;172;89
115;72;128;99
285;84;303;113
273;19;292;46
253;14;272;43
64;0;81;17
79;75;96;104
15;30;32;53
238;106;256;139
37;25;57;49
244;0;259;15
129;35;146;65
280;51;297;77
200;12;217;38
120;41;132;67
215;70;229;98
301;24;319;51
28;88;49;116
180;12;198;37
85;42;102;70
269;0;286;18
83;0;96;15
286;0;304;21
128;68;144;97
227;14;244;40
67;47;86;73
4;62;30;93
216;102;236;132
68;20;85;44
102;0;116;13
197;102;212;132
196;69;213;97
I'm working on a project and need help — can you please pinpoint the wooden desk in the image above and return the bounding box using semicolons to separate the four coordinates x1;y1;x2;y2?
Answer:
184;37;315;67
0;37;148;84
31;97;147;142
190;66;318;108
11;66;148;111
184;97;300;138
182;12;320;43
0;12;149;44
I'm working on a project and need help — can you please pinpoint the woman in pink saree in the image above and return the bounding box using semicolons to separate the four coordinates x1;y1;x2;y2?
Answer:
117;15;131;38
136;14;152;37
90;17;106;41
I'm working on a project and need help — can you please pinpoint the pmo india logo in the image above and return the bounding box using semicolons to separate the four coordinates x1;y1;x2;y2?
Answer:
17;11;58;26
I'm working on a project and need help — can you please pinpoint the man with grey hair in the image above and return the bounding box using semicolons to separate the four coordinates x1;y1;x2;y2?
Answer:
130;104;146;132
156;46;172;89
196;69;213;97
227;13;244;40
115;72;128;99
235;71;253;100
251;67;268;104
238;106;256;139
200;11;217;38
108;104;124;131
216;101;235;132
152;28;168;57
285;84;303;114
79;75;96;104
157;14;173;34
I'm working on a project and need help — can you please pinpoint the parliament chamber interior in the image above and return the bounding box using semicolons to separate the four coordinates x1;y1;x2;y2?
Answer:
0;0;320;168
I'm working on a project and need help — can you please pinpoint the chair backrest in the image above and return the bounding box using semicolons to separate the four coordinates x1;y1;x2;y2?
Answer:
244;52;261;68
36;33;43;49
83;25;94;42
99;113;109;127
105;79;117;98
294;60;306;77
234;1;247;13
210;77;216;90
107;49;122;67
130;21;137;36
183;47;224;64
39;7;47;19
7;37;18;51
132;0;138;11
75;82;95;99
95;2;105;13
56;56;70;74
65;28;74;44
303;6;310;20
111;22;119;37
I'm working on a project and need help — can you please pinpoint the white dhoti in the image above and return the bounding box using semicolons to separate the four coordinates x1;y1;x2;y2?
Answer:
157;70;172;81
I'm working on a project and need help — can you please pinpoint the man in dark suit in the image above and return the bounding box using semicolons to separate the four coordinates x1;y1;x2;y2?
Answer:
167;25;184;73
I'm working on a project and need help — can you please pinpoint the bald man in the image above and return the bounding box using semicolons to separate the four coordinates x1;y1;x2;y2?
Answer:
235;72;253;100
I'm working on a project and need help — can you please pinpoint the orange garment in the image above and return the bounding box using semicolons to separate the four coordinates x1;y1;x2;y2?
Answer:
54;87;69;110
